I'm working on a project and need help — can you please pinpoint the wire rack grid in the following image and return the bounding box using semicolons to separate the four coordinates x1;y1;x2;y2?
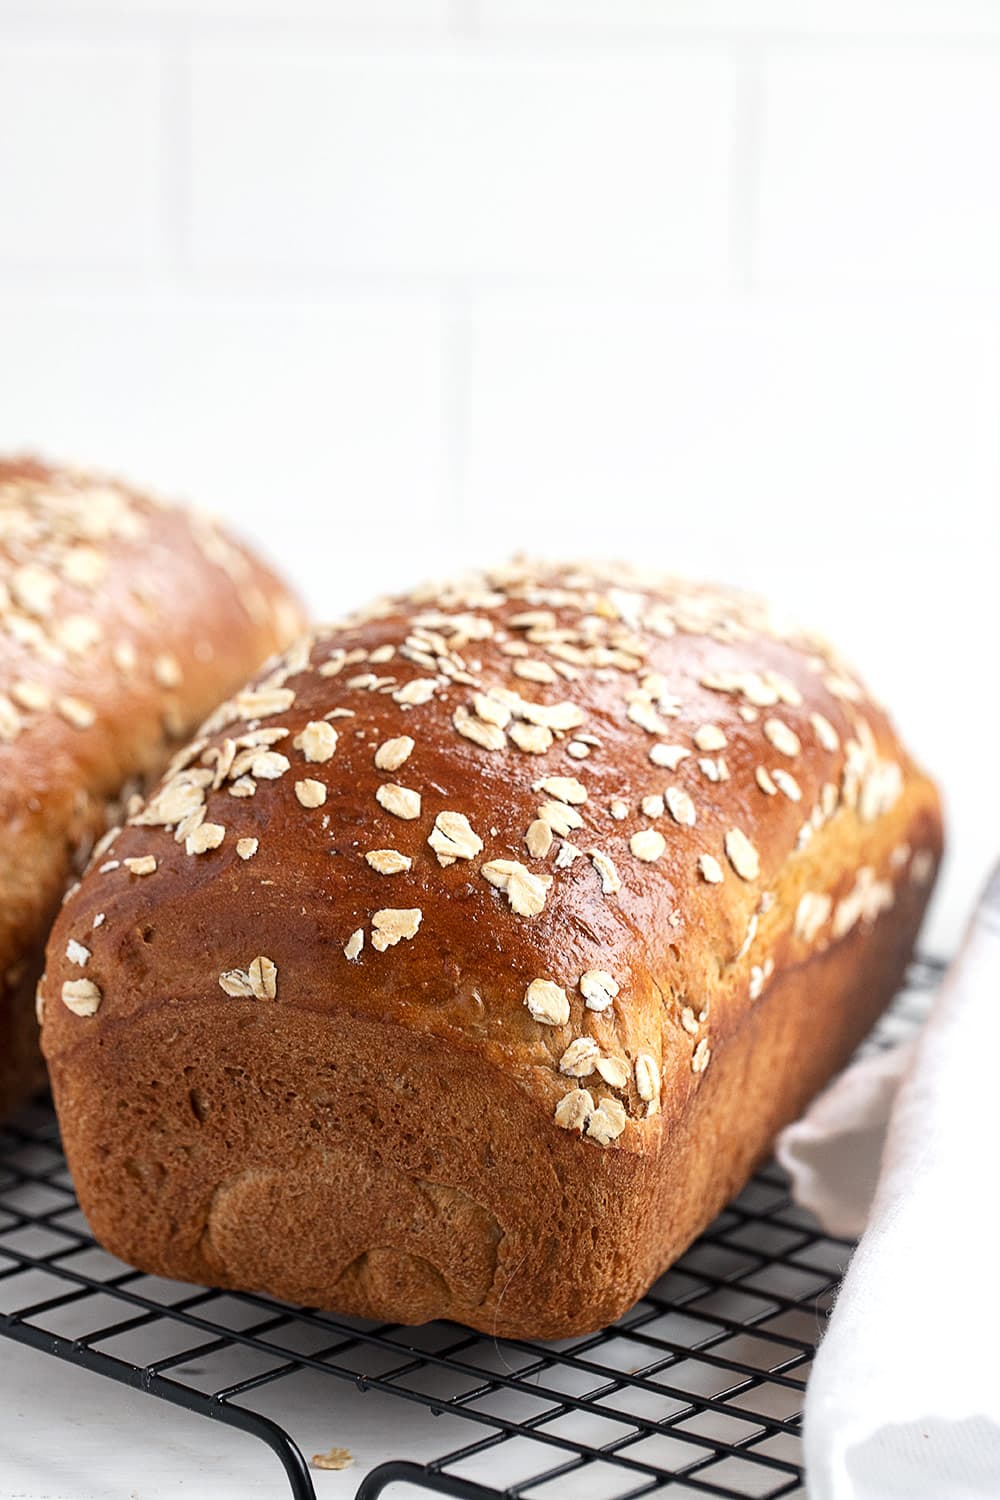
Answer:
0;957;943;1500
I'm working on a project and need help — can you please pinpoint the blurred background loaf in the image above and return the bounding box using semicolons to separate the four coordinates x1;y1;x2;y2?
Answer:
0;3;993;953
0;459;305;1116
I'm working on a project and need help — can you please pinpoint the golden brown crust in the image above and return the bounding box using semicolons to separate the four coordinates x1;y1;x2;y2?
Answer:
0;458;306;1115
41;561;942;1333
0;953;47;1117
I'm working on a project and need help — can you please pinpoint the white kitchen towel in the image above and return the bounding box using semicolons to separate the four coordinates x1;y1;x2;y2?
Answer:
777;867;1000;1500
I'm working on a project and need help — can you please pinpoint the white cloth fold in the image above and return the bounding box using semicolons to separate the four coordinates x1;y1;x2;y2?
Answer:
777;875;1000;1500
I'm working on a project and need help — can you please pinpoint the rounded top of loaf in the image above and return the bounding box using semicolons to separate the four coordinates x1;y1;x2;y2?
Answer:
0;456;307;980
40;557;938;1149
0;455;305;757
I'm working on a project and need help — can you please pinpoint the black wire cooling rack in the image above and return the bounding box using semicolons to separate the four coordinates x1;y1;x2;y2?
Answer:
0;956;944;1500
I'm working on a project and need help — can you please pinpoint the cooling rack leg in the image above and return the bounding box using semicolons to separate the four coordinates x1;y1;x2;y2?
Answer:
354;1462;505;1500
0;1319;317;1500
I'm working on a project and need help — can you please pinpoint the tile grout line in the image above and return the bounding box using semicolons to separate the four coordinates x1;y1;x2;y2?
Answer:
449;0;480;40
441;286;471;536
160;19;192;286
728;43;765;297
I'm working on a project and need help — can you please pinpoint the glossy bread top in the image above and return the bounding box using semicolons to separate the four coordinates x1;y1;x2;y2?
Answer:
41;558;940;1152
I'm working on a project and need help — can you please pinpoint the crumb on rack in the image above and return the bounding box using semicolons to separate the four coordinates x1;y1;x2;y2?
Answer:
310;1445;354;1471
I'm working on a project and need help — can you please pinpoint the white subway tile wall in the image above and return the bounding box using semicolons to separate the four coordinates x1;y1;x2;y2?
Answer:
0;290;447;591
0;39;163;266
188;47;736;279
758;53;1000;288
0;0;994;948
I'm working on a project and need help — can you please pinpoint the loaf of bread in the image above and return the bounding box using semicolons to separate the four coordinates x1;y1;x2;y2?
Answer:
0;458;305;1117
41;562;941;1338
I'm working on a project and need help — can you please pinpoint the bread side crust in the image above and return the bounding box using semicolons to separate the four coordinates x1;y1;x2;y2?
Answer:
48;788;938;1338
0;952;47;1117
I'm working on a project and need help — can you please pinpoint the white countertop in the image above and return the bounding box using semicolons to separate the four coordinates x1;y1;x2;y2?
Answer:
0;1337;460;1500
0;1229;815;1500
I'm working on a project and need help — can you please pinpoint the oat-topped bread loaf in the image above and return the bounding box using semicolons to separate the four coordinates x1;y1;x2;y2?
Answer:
0;458;305;1117
41;562;941;1337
